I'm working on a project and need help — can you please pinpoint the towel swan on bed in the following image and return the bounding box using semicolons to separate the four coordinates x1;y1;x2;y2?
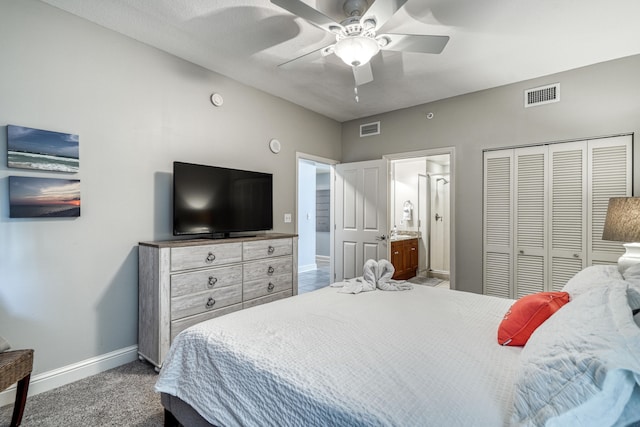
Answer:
331;259;413;294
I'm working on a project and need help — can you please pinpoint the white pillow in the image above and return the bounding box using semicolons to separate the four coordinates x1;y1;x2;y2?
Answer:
622;265;640;310
629;286;640;311
562;264;623;300
0;336;10;352
622;263;640;284
511;284;640;426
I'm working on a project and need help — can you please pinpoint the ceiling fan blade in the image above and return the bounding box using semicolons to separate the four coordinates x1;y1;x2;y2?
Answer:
381;34;449;54
353;63;374;86
270;0;343;33
278;44;333;67
361;0;409;31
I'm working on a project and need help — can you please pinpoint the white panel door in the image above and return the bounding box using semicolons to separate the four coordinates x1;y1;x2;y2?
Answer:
335;159;388;281
483;150;513;298
514;146;547;298
548;142;587;291
588;135;632;264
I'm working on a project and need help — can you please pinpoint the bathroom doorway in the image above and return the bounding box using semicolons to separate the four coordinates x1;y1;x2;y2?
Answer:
389;152;452;285
296;154;337;294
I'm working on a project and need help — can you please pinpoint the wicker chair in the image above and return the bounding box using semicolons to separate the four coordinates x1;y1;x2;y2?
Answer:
0;350;34;427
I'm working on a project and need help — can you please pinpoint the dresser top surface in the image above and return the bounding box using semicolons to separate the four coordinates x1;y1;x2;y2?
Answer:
140;233;297;248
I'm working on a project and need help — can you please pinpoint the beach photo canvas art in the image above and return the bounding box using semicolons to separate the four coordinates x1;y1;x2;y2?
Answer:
9;176;81;218
7;125;79;172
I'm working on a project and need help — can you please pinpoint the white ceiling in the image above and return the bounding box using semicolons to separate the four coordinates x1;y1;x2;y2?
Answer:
40;0;640;122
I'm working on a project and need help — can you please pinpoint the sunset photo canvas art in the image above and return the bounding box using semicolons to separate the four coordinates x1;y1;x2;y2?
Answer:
9;176;81;218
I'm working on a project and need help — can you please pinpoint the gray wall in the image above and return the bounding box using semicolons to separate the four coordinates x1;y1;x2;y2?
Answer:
0;0;341;375
342;55;640;294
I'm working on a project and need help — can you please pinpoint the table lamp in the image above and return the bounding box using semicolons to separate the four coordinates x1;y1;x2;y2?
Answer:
602;197;640;273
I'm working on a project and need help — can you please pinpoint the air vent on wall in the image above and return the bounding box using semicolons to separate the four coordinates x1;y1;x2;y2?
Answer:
360;121;380;137
525;83;560;108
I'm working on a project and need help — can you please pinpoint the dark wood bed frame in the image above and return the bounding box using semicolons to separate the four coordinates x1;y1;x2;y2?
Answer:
161;392;218;427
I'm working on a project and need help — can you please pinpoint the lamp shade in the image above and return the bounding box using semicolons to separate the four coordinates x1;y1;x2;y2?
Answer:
334;35;380;67
602;197;640;242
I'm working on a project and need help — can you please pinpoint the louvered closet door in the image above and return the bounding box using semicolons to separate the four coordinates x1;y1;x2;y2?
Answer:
514;146;547;298
548;142;587;291
483;150;513;298
588;135;632;264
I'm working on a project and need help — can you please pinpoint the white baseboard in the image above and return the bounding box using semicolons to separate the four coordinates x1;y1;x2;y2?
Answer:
0;345;138;407
298;263;317;273
315;255;330;265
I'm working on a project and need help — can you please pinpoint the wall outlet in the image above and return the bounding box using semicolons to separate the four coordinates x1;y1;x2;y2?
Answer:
284;213;292;223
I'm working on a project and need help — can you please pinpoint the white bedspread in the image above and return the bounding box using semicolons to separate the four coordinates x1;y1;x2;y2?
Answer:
156;286;522;426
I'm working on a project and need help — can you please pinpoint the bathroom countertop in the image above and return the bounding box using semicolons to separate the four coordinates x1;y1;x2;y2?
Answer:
389;235;419;242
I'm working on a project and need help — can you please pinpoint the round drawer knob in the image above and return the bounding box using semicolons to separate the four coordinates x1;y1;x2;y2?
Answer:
268;246;275;254
206;297;216;309
208;276;218;288
267;282;275;292
267;266;275;275
205;252;216;263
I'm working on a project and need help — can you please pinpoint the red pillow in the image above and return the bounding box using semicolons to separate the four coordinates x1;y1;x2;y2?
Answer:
497;291;570;346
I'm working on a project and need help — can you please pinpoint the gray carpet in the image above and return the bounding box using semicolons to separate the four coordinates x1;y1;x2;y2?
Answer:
0;360;163;427
407;276;442;287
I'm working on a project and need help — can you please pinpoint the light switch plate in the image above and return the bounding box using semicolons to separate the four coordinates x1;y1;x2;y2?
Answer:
284;213;292;223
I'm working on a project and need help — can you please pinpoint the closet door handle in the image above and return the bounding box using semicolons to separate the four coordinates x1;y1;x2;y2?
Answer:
519;250;524;255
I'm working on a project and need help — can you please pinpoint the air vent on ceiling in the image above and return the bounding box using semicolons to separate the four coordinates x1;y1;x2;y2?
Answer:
525;83;560;108
360;121;380;137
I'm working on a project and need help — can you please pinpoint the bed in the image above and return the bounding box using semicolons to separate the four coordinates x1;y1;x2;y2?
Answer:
155;265;640;427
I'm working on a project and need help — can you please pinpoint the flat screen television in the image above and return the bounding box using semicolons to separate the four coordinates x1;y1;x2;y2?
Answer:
173;161;273;238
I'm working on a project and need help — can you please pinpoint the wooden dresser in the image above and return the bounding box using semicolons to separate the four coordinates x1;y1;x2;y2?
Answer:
138;233;298;370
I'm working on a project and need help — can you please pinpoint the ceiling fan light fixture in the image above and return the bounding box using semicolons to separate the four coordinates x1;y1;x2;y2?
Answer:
334;35;380;67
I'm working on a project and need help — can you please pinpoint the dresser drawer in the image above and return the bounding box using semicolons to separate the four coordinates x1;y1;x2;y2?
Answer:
171;265;242;298
243;238;292;261
171;303;242;341
171;284;242;320
243;257;292;282
243;274;292;301
242;290;292;309
171;242;242;271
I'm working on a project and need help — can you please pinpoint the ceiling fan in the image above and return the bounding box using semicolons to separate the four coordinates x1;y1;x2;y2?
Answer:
271;0;449;90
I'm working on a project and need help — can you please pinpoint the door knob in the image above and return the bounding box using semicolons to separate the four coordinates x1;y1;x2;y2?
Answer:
376;235;387;241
